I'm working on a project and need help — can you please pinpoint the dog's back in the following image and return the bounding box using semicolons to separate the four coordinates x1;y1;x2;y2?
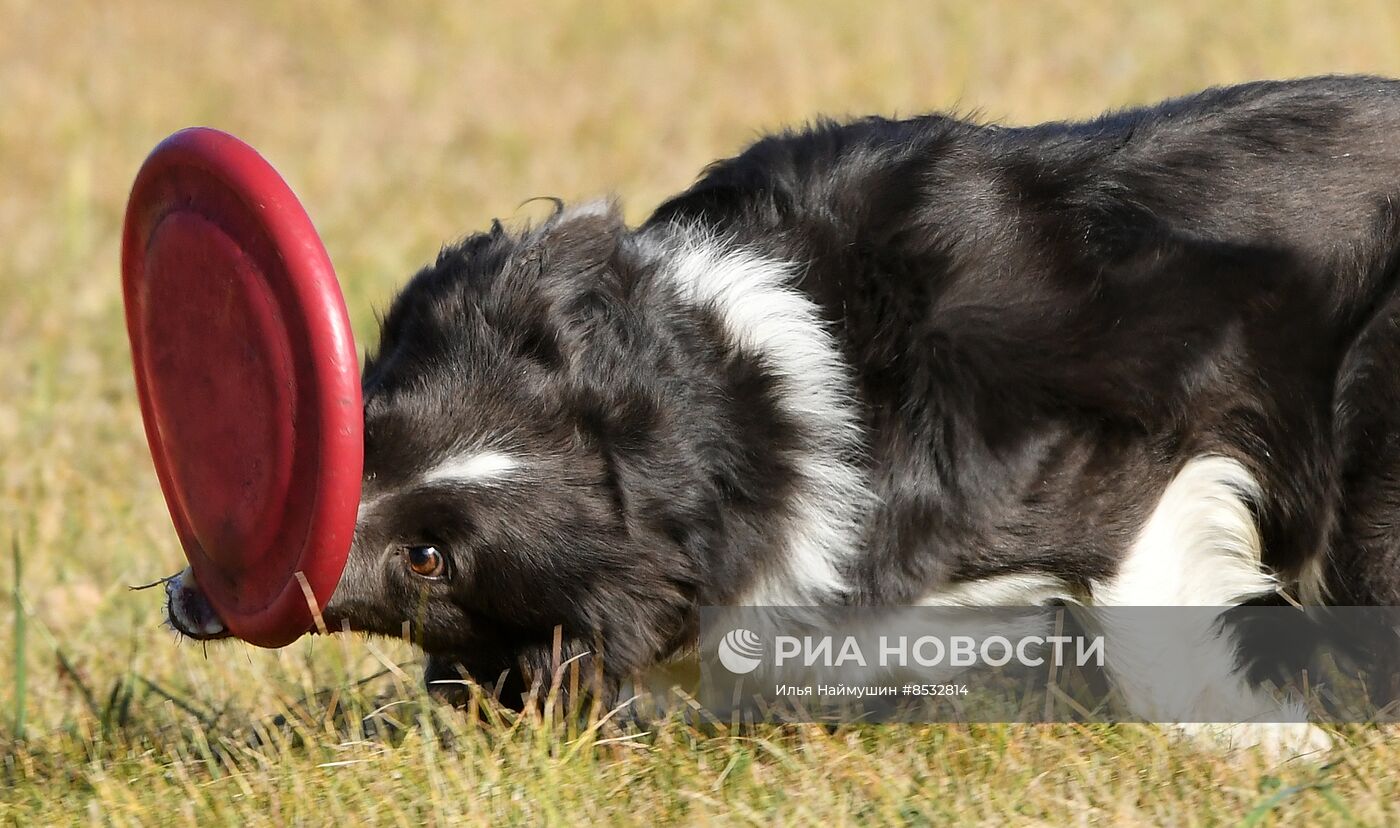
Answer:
648;75;1400;609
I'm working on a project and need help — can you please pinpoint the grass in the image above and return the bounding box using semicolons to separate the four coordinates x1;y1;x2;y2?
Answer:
6;0;1400;823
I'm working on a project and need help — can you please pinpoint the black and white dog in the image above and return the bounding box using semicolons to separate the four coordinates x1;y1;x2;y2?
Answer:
169;76;1400;754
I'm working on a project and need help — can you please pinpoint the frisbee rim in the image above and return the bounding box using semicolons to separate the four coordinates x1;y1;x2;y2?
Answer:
121;127;362;648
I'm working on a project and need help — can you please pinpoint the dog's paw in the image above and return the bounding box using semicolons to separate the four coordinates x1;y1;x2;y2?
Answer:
1173;722;1333;763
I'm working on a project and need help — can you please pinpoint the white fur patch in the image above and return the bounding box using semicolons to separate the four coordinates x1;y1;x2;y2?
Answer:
1086;456;1319;738
1091;455;1276;607
663;234;873;604
1177;721;1333;761
423;451;520;487
917;573;1072;606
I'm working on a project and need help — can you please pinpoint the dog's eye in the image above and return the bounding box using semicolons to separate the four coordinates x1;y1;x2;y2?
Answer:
403;545;446;579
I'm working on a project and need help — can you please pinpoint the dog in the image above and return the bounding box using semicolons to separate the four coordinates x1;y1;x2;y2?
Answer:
167;75;1400;755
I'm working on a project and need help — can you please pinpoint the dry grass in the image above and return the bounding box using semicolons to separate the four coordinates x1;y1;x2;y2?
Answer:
5;0;1400;823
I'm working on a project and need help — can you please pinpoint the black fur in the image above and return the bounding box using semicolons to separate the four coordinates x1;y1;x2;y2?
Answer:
321;76;1400;706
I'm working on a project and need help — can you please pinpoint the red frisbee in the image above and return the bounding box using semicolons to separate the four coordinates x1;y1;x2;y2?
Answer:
122;128;362;648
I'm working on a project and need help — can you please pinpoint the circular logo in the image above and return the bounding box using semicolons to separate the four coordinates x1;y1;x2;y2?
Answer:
717;628;764;674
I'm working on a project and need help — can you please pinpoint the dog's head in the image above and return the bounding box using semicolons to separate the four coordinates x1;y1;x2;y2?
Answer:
321;202;706;702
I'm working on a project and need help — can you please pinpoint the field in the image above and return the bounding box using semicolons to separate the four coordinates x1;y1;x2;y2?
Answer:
6;0;1400;823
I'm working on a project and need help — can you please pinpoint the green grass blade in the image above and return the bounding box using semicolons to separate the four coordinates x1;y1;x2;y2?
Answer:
12;535;25;741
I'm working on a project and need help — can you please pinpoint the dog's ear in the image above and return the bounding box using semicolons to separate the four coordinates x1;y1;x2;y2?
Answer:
476;199;634;374
534;199;627;283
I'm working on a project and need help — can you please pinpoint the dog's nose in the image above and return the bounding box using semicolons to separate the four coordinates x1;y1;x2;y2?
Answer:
163;567;232;640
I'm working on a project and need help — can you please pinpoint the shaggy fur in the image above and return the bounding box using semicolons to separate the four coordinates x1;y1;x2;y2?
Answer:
168;76;1400;741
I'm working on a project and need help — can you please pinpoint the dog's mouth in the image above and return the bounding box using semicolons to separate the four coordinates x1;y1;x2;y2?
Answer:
162;567;233;641
161;567;347;641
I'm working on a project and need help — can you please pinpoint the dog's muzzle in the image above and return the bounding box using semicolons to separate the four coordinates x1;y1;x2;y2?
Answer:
163;567;233;640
